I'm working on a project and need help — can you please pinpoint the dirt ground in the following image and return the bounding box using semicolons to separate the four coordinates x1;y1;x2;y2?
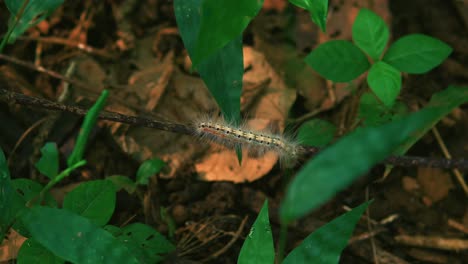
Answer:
1;0;467;263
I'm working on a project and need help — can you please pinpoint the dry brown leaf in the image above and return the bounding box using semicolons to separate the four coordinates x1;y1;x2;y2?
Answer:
417;167;454;203
263;0;288;12
0;229;27;262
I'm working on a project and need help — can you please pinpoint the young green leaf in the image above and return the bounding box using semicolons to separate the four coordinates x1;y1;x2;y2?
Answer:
67;90;109;166
1;0;64;51
394;85;468;155
296;119;337;147
382;34;452;74
352;8;389;60
17;238;65;264
106;175;137;194
238;200;275;264
283;201;370;264
0;148;25;240
305;40;370;82
20;206;139;264
190;0;263;67
34;142;59;179
115;223;175;264
280;107;441;222
357;92;408;127
289;0;329;32
63;180;116;226
367;61;401;107
136;158;165;185
174;0;242;124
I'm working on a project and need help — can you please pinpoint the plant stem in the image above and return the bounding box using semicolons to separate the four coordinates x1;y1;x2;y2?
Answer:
26;160;87;207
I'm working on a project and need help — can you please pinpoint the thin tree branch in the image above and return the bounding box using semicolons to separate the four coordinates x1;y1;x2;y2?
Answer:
2;88;468;170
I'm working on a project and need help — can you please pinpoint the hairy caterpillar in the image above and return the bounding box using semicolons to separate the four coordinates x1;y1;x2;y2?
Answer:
193;116;302;164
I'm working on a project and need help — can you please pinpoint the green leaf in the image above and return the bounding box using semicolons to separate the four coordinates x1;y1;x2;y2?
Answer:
280;107;441;222
296;119;336;147
20;206;139;264
11;179;57;237
394;86;468;155
63;180;116;226
174;0;242;123
35;142;59;179
289;0;329;32
190;0;263;67
11;179;57;207
357;92;408;127
18;238;65;264
103;225;121;236
1;0;64;51
67;90;108;166
352;8;389;60
283;201;370;264
136;158;165;185
106;175;136;194
238;200;274;264
367;61;401;107
115;223;175;264
305;40;370;82
0;148;25;240
382;34;452;74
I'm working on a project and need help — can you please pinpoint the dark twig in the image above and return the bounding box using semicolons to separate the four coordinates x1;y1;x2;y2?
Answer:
0;88;192;135
2;88;468;170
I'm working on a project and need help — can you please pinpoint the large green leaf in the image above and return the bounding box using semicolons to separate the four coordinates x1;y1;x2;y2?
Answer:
289;0;329;32
20;207;139;264
115;223;175;264
11;179;57;206
394;86;468;155
352;8;389;60
17;238;64;264
1;0;64;51
382;34;452;74
174;0;244;123
305;40;370;82
367;61;401;107
174;0;243;123
62;180;116;226
34;142;59;179
238;200;275;264
190;0;263;67
0;148;24;240
11;179;57;237
283;201;370;264
280;107;441;222
296;119;336;147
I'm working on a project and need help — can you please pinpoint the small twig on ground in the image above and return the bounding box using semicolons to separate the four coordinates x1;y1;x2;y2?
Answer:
447;218;468;235
17;36;116;59
395;235;468;251
201;215;248;262
431;126;468;195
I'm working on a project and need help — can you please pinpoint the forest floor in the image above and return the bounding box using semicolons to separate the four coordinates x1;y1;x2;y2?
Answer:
1;0;467;263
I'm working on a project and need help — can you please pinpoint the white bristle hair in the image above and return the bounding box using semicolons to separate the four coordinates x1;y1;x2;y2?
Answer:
192;115;302;165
